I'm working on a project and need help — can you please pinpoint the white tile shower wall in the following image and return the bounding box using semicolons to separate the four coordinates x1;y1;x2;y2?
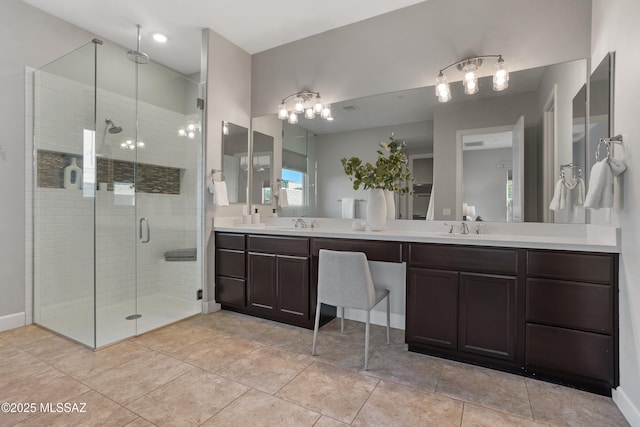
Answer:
33;71;200;324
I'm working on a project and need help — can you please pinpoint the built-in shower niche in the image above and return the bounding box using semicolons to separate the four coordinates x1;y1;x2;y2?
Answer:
37;149;182;194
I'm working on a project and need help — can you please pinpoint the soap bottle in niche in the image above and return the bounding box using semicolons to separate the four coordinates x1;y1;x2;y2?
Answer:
63;157;82;190
251;208;260;224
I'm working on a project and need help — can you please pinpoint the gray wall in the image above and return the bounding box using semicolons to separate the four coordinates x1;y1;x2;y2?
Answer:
202;28;252;311
0;0;93;320
251;0;591;117
591;0;640;422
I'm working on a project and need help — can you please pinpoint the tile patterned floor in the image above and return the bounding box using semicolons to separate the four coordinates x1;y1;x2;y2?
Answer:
0;311;630;427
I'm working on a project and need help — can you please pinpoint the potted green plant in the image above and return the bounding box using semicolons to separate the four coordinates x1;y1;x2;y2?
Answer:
341;135;412;230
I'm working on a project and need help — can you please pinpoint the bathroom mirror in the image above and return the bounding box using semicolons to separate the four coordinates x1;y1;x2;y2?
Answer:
279;122;318;217
250;130;274;206
588;52;615;171
221;121;248;204
251;58;588;223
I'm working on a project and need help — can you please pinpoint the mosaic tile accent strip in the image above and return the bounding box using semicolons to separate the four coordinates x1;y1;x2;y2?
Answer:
37;150;182;194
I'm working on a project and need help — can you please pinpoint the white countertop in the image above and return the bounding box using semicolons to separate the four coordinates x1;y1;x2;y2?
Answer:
213;218;620;253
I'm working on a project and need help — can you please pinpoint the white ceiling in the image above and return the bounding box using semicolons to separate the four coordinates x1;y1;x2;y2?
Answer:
20;0;427;75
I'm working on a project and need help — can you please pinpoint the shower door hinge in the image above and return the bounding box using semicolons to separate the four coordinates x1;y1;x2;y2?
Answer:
197;98;205;110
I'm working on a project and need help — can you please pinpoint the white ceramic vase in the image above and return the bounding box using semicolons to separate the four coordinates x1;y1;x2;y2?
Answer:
367;189;387;231
384;190;396;220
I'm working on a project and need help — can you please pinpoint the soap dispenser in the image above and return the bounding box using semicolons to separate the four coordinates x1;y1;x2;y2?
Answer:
251;208;261;224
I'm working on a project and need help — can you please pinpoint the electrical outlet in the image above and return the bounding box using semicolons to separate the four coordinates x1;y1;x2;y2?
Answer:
197;289;203;300
443;208;451;216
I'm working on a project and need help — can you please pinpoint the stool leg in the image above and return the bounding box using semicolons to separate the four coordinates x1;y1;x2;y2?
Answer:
386;294;390;345
312;300;321;356
364;310;371;370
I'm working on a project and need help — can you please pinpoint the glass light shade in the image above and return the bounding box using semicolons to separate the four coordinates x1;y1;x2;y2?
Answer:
137;141;145;148
120;142;127;148
493;61;509;91
314;95;323;113
187;131;195;139
463;71;479;95
288;112;298;124
435;74;451;102
178;128;186;136
305;107;315;119
278;103;288;120
321;104;331;119
294;96;305;113
187;123;195;131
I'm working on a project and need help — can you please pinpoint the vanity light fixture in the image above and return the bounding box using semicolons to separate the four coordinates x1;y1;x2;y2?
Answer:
120;139;145;150
435;55;509;102
278;90;332;124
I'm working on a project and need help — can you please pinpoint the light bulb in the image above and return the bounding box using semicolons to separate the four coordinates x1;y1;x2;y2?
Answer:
120;142;127;148
314;95;323;113
435;74;451;102
305;107;315;119
321;104;331;119
137;141;145;148
126;139;134;145
463;71;478;95
294;96;305;113
278;103;288;120
178;128;186;137
493;58;509;91
129;144;135;150
288;112;298;124
187;123;195;131
152;33;168;43
187;131;195;139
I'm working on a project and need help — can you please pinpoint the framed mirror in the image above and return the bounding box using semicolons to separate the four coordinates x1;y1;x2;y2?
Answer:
250;130;274;206
221;121;248;204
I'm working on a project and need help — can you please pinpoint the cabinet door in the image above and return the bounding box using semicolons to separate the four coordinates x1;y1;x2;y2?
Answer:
277;255;309;321
247;252;277;314
459;273;517;361
407;268;458;350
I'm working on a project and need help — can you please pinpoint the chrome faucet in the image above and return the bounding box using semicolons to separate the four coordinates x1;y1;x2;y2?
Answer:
293;218;308;228
460;222;469;235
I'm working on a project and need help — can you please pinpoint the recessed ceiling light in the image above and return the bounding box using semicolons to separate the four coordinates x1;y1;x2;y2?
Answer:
153;33;168;43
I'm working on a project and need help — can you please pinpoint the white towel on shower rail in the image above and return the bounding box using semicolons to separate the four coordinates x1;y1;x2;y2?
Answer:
278;188;289;208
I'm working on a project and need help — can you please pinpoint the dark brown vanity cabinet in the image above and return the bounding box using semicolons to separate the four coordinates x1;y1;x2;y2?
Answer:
214;233;246;309
247;235;310;327
406;244;521;365
525;250;618;393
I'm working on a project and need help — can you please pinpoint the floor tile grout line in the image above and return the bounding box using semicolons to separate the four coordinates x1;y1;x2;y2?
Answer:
524;377;537;422
460;402;466;427
196;387;254;426
349;377;382;425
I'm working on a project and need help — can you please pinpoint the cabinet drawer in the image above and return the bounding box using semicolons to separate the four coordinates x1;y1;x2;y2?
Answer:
311;238;403;263
215;249;245;278
215;232;245;250
215;276;245;308
409;244;518;275
248;235;309;256
527;250;614;284
527;278;612;334
526;323;613;383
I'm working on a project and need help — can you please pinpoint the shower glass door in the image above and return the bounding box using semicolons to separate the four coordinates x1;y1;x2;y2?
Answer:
93;41;203;346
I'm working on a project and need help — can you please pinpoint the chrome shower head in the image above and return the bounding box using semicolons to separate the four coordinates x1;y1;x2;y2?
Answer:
105;119;122;134
127;24;150;64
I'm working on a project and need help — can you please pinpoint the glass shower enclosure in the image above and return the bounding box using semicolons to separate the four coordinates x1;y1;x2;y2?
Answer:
32;39;203;348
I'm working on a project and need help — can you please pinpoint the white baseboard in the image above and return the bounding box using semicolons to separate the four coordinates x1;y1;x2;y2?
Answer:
343;308;405;330
204;301;221;314
0;312;26;332
613;387;640;427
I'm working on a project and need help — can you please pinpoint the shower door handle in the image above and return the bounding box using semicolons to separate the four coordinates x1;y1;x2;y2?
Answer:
139;217;150;243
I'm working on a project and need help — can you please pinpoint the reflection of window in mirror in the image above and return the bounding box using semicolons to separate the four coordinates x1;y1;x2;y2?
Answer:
221;121;248;204
588;53;613;172
280;122;317;217
251;130;274;206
